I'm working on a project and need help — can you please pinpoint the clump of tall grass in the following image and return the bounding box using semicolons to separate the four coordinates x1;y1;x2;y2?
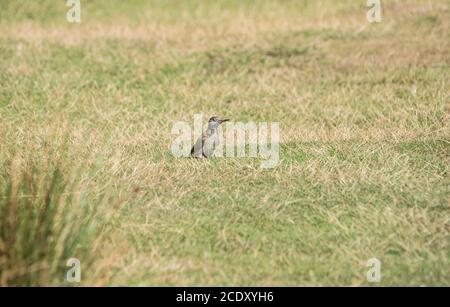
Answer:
0;155;117;286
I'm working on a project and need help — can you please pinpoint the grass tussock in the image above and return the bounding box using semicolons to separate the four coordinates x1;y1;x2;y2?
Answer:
0;153;119;286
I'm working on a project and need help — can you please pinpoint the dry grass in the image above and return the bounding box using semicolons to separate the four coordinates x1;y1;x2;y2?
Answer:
0;0;449;285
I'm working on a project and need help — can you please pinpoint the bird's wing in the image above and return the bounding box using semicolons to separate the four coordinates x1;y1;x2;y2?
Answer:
190;133;206;157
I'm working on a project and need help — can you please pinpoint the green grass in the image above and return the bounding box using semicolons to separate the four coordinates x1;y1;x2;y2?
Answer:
0;148;119;286
0;0;449;286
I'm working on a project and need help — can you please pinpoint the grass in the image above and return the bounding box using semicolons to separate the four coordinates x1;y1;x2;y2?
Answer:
0;0;449;286
0;145;120;286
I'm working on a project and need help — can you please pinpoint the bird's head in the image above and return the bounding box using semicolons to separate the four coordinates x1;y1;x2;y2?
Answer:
208;116;229;129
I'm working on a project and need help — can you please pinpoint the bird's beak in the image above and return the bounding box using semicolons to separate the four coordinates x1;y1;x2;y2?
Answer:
219;118;230;124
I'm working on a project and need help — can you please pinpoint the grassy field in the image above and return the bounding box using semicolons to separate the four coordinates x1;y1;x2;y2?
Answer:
0;0;449;286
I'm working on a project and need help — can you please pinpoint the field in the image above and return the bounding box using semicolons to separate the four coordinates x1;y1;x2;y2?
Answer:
0;0;449;286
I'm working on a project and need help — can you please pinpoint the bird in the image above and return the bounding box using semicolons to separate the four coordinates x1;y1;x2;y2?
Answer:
191;116;229;158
